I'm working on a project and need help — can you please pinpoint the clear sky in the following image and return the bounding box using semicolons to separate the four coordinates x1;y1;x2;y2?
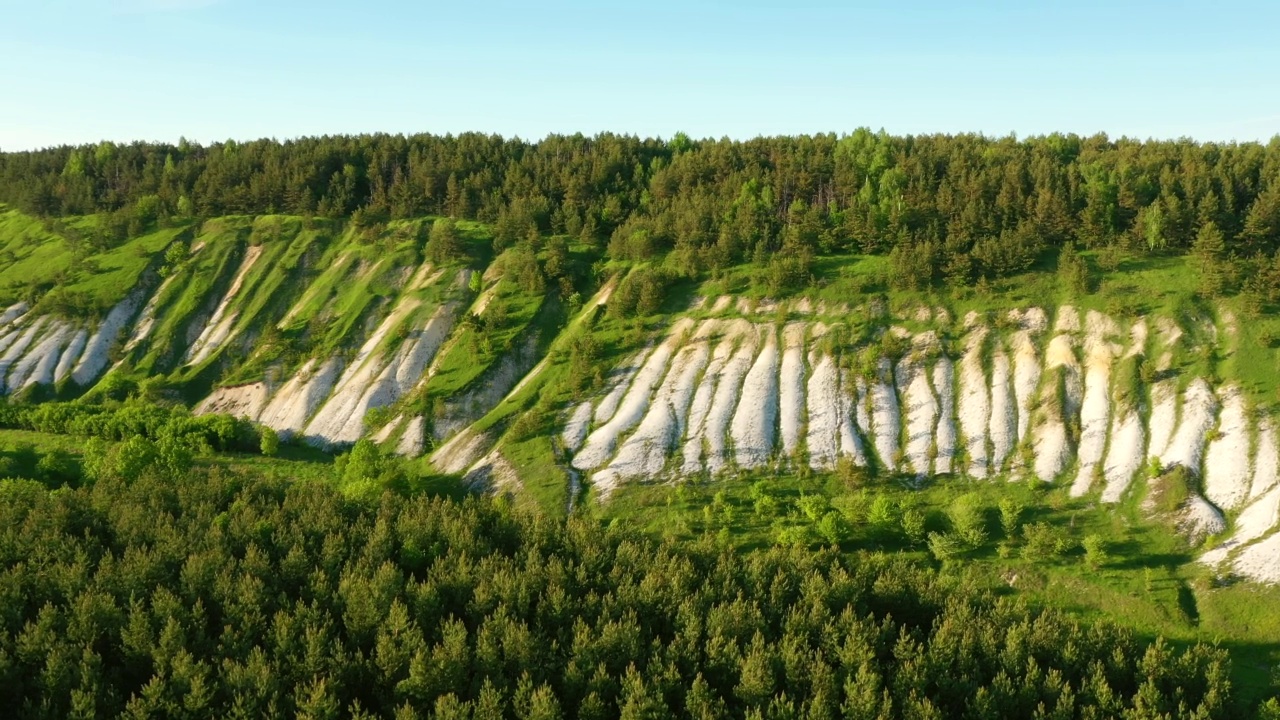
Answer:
2;0;1279;150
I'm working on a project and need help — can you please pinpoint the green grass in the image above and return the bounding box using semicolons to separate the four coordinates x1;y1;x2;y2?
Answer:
0;210;77;306
54;226;186;311
599;466;1280;704
425;278;545;401
0;208;191;315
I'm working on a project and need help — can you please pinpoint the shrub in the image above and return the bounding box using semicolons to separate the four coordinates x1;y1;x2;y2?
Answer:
927;532;964;562
816;511;852;546
947;493;988;549
900;508;927;545
998;497;1024;539
867;495;895;531
1083;534;1109;569
260;426;280;457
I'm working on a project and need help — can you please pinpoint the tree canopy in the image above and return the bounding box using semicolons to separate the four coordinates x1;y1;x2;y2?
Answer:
5;131;1280;283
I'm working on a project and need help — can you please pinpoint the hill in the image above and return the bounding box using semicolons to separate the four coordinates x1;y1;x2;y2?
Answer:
5;130;1280;711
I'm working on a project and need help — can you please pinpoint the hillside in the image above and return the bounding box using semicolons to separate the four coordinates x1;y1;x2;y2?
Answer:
1;201;1280;587
5;127;1280;711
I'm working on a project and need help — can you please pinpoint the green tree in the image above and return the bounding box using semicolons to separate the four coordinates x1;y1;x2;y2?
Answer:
259;426;279;457
426;217;463;263
1083;534;1109;569
998;497;1024;538
816;511;852;546
1192;221;1228;296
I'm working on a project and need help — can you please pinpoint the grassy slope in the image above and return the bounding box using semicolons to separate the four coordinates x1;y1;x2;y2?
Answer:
0;207;188;315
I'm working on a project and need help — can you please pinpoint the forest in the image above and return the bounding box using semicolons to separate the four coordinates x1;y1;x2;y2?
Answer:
2;131;1280;293
0;450;1247;719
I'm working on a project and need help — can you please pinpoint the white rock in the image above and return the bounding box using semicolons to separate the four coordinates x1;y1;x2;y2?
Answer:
1203;386;1251;511
0;302;28;328
593;349;648;426
1102;408;1145;503
0;328;19;357
304;291;428;446
1101;320;1149;502
1232;529;1280;584
371;415;404;444
1053;305;1080;333
1046;333;1083;420
869;357;900;472
1071;323;1116;497
932;357;956;475
854;375;873;452
988;349;1016;474
958;327;991;478
1011;331;1041;444
805;353;841;470
1250;420;1279;500
1159;378;1218;474
1022;307;1049;334
53;329;87;384
837;369;869;466
73;292;144;386
1201;484;1280;567
573;318;693;472
680;321;749;475
730;324;780;469
778;323;807;457
431;428;493;476
329;305;458;445
703;321;759;475
258;357;343;438
594;320;715;491
1178;493;1226;544
397;416;426;457
1033;334;1078;483
1147;379;1178;461
9;323;69;391
561;401;594;454
899;352;938;477
465;449;522;495
0;318;49;390
125;275;177;351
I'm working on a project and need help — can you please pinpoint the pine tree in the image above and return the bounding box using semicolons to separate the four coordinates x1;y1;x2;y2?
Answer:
1192;221;1228;296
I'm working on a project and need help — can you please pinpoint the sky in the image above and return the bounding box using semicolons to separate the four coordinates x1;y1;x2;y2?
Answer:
2;0;1279;150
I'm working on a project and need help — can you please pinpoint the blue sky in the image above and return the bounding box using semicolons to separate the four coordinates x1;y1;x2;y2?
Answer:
2;0;1278;149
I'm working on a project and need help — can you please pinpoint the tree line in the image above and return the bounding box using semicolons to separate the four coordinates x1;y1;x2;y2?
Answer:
3;132;1280;287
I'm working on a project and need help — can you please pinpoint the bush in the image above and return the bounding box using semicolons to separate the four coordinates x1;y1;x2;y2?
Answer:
816;511;852;546
797;493;831;522
260;425;280;457
867;495;895;531
901;508;927;545
947;493;988;549
927;531;964;562
1021;522;1074;560
998;497;1024;539
1083;534;1109;569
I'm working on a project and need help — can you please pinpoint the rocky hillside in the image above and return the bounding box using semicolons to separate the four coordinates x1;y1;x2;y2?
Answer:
5;208;1280;583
